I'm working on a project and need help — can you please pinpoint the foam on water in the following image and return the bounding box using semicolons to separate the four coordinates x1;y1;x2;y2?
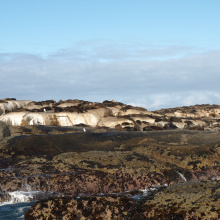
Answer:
0;189;59;207
0;191;42;206
0;190;58;220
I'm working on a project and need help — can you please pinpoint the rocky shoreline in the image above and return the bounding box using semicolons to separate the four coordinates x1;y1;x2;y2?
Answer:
25;181;220;219
0;98;220;219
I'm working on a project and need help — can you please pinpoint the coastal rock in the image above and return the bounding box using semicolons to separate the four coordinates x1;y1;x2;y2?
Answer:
98;117;134;128
143;181;220;219
0;100;31;115
0;121;10;140
0;130;220;196
0;99;220;131
25;195;136;220
0;99;220;219
25;181;220;220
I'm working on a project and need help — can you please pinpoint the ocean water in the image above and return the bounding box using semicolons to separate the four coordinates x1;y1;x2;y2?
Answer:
0;202;33;220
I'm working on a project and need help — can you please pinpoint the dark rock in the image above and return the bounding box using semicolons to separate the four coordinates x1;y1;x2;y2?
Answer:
170;116;182;122
25;195;136;220
164;122;178;130
25;181;220;220
115;124;123;130
0;121;11;140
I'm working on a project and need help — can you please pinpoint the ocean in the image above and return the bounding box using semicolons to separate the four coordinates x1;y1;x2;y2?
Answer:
0;202;33;220
0;190;55;220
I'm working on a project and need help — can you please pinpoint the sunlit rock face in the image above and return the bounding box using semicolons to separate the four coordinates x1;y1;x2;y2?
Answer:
154;121;169;128
56;102;80;108
0;112;28;126
105;106;121;116
172;121;186;129
118;108;149;116
98;117;134;128
0;99;124;127
0;99;149;128
0;98;220;131
0;100;31;115
0;111;104;127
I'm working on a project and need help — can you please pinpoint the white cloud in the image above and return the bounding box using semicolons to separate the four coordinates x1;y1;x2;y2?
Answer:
0;42;220;110
48;41;201;62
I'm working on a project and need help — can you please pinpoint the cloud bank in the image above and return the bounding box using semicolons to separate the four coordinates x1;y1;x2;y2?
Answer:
0;42;220;110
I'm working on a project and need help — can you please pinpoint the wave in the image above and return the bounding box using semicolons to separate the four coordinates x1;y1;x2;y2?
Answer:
0;190;59;206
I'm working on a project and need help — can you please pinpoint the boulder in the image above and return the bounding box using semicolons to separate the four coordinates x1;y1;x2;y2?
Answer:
0;121;11;140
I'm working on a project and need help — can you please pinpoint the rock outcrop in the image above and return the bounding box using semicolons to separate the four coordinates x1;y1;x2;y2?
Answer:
1;99;220;132
25;181;220;220
0;130;220;195
0;98;220;219
0;99;31;115
0;121;10;140
25;195;137;220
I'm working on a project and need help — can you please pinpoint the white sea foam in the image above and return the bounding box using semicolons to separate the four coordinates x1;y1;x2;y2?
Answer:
140;187;157;195
0;191;42;206
0;189;60;207
131;187;157;200
16;205;30;219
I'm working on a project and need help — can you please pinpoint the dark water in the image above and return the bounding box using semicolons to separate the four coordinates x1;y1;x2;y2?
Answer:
0;202;33;220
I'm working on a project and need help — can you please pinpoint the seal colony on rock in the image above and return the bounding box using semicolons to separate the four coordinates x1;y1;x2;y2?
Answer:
0;98;220;219
0;98;220;131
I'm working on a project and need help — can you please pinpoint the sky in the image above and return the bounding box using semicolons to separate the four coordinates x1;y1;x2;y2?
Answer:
1;0;220;110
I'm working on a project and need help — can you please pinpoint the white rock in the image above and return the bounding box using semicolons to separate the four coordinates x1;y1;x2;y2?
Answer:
118;109;149;116
154;121;169;127
0;112;28;126
57;102;80;108
98;117;133;128
172;122;186;129
106;107;120;116
0;100;31;115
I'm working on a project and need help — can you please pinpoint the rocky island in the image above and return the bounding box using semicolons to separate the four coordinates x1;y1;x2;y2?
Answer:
0;98;220;219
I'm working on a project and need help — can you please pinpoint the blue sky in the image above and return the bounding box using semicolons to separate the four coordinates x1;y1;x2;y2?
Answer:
1;0;220;110
1;0;220;54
